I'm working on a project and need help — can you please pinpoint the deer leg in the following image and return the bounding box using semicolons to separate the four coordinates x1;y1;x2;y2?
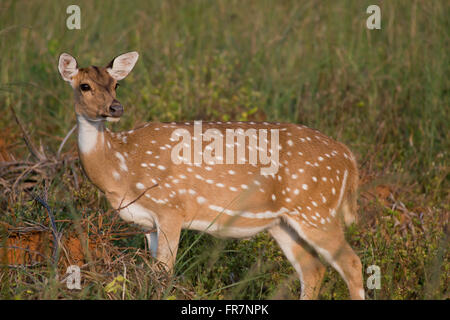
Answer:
145;232;158;258
154;218;183;273
269;223;326;300
283;216;365;300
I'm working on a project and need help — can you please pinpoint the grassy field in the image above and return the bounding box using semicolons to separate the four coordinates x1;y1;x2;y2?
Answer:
0;0;448;299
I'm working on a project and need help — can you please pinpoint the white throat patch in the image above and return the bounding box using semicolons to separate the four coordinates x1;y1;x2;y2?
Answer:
76;115;103;154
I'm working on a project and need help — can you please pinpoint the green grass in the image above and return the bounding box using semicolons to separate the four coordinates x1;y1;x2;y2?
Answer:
0;0;448;299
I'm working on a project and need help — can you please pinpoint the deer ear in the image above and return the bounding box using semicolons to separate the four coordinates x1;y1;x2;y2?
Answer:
58;53;79;83
106;52;139;81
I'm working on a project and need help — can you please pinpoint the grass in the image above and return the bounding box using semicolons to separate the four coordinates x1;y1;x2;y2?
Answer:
0;0;448;299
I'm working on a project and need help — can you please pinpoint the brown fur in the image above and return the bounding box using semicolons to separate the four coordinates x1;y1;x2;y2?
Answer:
72;66;118;120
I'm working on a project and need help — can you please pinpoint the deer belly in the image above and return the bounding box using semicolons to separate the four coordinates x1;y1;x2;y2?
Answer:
118;202;157;230
183;216;279;239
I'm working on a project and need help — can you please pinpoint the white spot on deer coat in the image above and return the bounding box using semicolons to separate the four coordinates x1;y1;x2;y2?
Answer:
136;183;145;190
196;196;207;204
112;170;120;180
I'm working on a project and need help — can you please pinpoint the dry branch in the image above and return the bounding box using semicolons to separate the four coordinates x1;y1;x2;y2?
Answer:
9;105;46;162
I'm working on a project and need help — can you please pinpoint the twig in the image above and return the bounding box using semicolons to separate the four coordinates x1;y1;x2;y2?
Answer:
70;161;79;190
116;184;159;211
11;161;43;193
57;124;77;159
9;105;46;161
122;262;127;300
28;192;61;265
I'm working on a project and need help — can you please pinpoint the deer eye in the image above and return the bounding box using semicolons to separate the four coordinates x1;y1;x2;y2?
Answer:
80;83;91;91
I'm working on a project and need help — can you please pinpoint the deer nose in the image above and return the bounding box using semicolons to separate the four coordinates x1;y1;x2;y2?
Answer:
109;103;123;117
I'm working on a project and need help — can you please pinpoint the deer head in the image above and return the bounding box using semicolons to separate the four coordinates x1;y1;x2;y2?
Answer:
58;52;139;122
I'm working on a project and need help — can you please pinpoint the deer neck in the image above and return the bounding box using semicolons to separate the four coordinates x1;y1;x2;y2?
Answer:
76;115;110;192
76;115;106;154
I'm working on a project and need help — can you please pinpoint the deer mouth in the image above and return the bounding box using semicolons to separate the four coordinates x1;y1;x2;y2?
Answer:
99;114;121;122
99;112;122;123
106;116;121;123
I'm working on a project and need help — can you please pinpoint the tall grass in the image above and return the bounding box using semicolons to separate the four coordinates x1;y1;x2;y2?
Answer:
0;0;448;299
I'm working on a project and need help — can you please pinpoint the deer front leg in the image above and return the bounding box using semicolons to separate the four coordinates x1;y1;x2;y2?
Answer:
153;217;183;273
145;232;158;258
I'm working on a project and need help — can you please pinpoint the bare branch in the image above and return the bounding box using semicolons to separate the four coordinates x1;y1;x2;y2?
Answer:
9;105;46;161
57;124;77;159
116;184;159;211
28;192;61;265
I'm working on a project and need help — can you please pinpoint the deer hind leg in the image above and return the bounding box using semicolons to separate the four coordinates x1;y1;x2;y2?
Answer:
269;223;326;300
145;232;158;258
155;221;183;273
283;216;365;300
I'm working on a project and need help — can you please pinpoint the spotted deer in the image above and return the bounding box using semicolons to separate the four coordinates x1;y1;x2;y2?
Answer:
58;52;364;299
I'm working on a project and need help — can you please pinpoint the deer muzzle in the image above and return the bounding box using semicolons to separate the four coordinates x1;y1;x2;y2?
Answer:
109;101;123;118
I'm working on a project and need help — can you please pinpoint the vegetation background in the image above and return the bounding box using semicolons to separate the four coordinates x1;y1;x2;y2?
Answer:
0;0;448;299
